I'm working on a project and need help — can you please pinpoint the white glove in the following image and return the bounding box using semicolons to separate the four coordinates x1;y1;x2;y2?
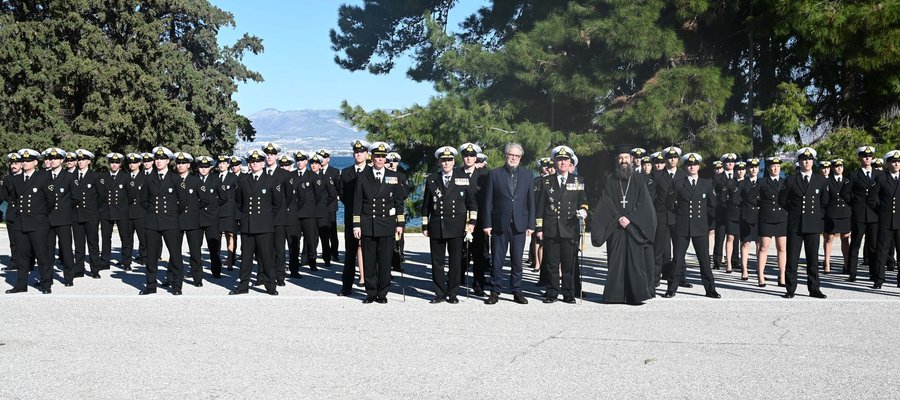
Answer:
464;232;474;242
576;209;587;219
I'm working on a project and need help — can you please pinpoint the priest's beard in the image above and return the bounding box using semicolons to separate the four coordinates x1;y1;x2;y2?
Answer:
614;163;633;180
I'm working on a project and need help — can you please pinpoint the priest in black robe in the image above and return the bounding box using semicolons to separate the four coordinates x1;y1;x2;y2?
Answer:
591;145;657;304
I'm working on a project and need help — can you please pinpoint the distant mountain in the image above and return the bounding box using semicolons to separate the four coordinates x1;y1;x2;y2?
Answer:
237;108;366;156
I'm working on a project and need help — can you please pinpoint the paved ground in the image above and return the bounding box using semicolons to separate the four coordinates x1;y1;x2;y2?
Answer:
1;228;899;399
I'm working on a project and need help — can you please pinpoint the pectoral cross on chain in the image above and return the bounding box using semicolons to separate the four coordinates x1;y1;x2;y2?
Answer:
620;196;629;208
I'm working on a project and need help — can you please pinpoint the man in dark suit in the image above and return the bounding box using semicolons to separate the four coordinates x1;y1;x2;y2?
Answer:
872;150;900;289
99;153;130;271
196;156;227;278
319;149;342;263
422;146;478;303
263;143;293;286
173;152;206;288
71;149;103;278
338;140;370;295
652;146;686;288
308;155;337;271
535;146;588;303
457;142;491;296
139;147;185;295
43;148;77;285
846;146;882;281
663;153;720;298
123;153;147;271
352;142;406;304
779;147;830;299
482;142;536;305
229;150;281;296
5;149;54;294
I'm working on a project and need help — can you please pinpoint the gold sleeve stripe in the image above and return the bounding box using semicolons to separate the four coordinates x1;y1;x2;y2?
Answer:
353;215;361;223
535;218;543;228
422;216;429;225
581;205;589;211
469;211;478;220
397;214;405;223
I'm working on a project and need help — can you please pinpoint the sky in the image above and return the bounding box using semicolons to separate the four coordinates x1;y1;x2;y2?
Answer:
211;0;487;116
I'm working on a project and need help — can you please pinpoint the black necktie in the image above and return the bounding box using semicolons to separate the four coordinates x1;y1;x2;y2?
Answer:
804;175;810;185
670;173;675;180
202;175;206;183
444;175;450;188
254;174;259;182
691;178;696;187
79;172;83;181
866;171;871;181
52;173;57;180
24;174;29;183
376;172;382;183
559;176;566;188
159;173;164;181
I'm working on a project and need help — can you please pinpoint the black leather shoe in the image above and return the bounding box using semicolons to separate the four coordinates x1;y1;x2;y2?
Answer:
212;273;222;279
41;288;51;294
447;297;459;304
276;280;285;287
252;280;262;286
228;289;248;295
542;296;557;304
74;272;85;278
309;265;318;272
472;287;486;297
160;281;170;288
91;272;101;279
337;289;352;296
171;289;182;296
290;272;302;279
810;291;827;299
363;296;376;304
193;281;203;288
513;293;528;304
267;289;279;296
678;282;693;288
872;283;883;289
484;292;499;305
429;297;445;304
139;288;156;295
6;287;26;294
705;291;721;299
123;266;132;271
783;292;795;299
376;296;388;304
846;276;856;282
562;297;576;304
64;282;73;287
661;290;675;298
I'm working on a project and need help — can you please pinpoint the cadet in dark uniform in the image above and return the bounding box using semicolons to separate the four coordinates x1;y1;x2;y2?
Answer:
172;152;205;287
319;149;341;263
737;158;760;281
535;146;588;303
229;149;281;296
65;152;78;174
5;149;54;294
123;153;146;271
779;147;829;299
757;157;788;287
422;146;477;303
72;149;103;278
43;148;77;285
823;159;851;275
457;142;491;296
663;153;719;299
227;156;244;269
139;147;184;295
846;146;882;281
288;151;311;276
387;151;409;273
640;155;654;177
631;147;646;172
871;150;900;289
216;155;238;271
531;157;552;287
1;153;23;272
653;146;687;288
309;154;337;272
352;142;406;304
713;153;738;271
99;153;130;271
263;143;293;286
196;156;226;279
338;140;370;295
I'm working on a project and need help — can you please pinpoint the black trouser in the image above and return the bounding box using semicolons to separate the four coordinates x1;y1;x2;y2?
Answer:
126;217;146;266
273;224;288;282
669;234;716;294
181;228;203;283
653;217;672;285
201;223;222;277
237;232;275;292
13;229;53;291
73;220;101;274
341;217;360;291
713;212;727;267
848;221;878;277
392;232;404;270
144;228;182;290
317;218;332;267
287;223;302;273
786;231;821;295
874;227;900;285
49;225;75;284
430;236;463;299
100;218;130;269
544;236;577;299
328;216;339;260
463;229;490;290
295;218;318;272
362;234;394;298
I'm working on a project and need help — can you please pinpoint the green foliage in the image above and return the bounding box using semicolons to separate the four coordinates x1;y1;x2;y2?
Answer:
755;82;814;146
0;0;262;166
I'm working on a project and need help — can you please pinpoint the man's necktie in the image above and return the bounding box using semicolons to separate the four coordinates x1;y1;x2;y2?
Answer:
444;175;450;188
804;175;810;185
376;172;382;183
691;178;696;187
559;176;566;188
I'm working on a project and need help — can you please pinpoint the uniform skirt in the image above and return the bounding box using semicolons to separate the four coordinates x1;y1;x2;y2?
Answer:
219;216;235;233
758;221;787;237
825;217;850;234
726;219;741;235
740;220;759;242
